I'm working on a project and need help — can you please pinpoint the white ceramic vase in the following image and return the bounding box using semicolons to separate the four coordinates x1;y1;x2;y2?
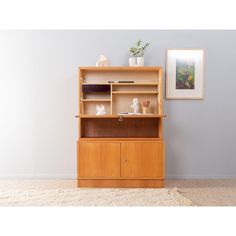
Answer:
96;55;109;67
137;57;144;66
129;57;136;67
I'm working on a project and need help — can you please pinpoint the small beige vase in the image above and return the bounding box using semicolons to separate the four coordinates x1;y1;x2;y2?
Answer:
142;107;149;114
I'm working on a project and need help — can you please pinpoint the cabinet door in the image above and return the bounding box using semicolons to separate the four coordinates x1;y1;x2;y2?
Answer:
79;142;120;178
121;142;164;178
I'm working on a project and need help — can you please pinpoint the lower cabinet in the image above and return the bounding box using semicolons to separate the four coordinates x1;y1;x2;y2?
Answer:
121;142;164;178
78;141;164;179
78;142;120;178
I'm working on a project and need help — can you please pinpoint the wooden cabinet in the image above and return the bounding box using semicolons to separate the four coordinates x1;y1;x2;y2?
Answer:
78;141;164;179
121;142;164;178
78;142;120;178
77;67;165;188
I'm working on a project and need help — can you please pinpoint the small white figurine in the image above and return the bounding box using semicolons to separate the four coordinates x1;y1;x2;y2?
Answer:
96;55;109;67
131;98;139;114
96;104;106;115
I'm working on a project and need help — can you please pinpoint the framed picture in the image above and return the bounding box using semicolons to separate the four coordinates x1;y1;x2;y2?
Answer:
166;49;205;99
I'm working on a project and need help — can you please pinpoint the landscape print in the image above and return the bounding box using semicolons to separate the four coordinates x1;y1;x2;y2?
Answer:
176;58;195;89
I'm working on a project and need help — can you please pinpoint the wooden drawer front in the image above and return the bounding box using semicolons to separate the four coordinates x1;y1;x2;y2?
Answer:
79;142;120;178
121;142;164;178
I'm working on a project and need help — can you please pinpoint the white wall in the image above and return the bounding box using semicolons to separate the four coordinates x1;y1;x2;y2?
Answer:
0;31;78;178
0;30;236;179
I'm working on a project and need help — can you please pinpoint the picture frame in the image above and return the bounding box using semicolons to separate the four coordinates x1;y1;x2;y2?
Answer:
166;49;205;99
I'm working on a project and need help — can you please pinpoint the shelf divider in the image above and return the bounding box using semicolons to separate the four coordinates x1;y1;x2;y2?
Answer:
82;99;111;102
112;91;158;94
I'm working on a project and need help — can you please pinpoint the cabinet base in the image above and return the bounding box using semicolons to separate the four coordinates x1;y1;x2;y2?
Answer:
77;179;164;188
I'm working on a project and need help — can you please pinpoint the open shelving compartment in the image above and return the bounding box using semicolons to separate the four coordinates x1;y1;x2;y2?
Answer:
78;67;164;139
81;117;164;138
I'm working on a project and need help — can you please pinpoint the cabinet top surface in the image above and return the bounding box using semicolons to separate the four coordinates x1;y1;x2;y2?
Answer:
78;114;166;118
79;66;162;72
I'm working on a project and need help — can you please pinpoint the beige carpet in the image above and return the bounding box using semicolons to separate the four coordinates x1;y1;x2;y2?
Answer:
167;179;236;206
0;188;192;206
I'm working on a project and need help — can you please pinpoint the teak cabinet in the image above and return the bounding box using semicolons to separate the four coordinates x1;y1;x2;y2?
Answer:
77;67;165;188
121;142;164;178
79;142;121;178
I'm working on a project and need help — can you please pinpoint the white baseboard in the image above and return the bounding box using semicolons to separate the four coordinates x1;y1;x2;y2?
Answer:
166;175;236;179
0;174;77;179
0;174;235;180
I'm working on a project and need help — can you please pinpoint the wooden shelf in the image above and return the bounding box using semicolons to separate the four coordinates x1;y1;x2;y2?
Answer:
112;91;158;94
78;114;166;118
81;99;111;102
82;83;158;86
79;66;162;72
79;137;163;142
112;83;158;86
82;83;111;85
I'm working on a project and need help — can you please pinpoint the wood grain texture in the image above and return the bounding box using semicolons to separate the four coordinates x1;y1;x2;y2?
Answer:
80;66;162;72
81;118;160;138
77;66;165;188
79;115;166;118
83;70;159;84
79;138;163;142
158;67;163;114
78;142;121;178
82;83;159;86
77;179;164;188
121;142;164;178
112;91;158;94
78;69;83;137
82;99;111;102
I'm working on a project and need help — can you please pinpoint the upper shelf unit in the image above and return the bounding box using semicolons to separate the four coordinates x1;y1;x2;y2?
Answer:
78;66;163;116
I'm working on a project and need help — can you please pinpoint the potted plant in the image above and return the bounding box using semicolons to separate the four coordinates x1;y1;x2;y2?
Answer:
129;40;150;66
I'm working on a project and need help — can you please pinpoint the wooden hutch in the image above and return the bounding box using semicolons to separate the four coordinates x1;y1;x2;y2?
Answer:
77;67;165;188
